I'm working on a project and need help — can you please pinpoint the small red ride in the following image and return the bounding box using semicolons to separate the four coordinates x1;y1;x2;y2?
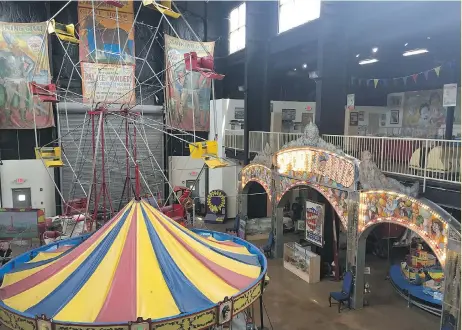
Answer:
158;186;193;226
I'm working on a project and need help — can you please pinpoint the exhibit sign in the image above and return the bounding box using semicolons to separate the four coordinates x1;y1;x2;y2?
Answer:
0;22;54;129
443;83;457;107
276;148;357;189
81;63;135;104
305;200;325;247
165;35;215;132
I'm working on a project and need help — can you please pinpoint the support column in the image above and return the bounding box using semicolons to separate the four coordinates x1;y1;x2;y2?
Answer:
315;4;348;135
244;1;277;164
271;174;283;258
347;192;360;308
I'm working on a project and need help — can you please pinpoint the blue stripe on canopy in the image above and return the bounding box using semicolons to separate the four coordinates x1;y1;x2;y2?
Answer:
142;208;212;313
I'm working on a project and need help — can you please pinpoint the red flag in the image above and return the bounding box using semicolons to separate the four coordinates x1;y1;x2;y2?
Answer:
412;74;418;83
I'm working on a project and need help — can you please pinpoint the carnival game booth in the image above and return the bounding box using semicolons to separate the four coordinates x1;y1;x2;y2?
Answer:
0;199;267;330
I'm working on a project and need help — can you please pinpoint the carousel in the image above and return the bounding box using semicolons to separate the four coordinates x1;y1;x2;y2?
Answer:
0;198;267;330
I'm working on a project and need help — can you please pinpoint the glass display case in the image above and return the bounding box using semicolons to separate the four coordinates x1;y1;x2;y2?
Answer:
283;242;320;284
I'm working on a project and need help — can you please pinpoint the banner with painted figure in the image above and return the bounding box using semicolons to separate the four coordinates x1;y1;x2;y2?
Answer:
0;22;54;129
402;89;447;138
81;63;135;104
305;200;325;247
78;3;135;65
165;34;215;132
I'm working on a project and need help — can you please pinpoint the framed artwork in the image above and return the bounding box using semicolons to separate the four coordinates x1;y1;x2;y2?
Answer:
358;111;364;121
380;114;387;126
349;112;358;126
390;110;400;124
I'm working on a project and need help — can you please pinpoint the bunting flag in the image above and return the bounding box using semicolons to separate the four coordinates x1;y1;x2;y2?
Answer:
350;63;448;88
434;66;441;77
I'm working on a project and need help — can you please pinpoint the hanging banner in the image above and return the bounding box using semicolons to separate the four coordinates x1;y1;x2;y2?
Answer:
78;3;135;65
81;63;135;104
0;22;54;129
305;200;325;247
165;34;215;132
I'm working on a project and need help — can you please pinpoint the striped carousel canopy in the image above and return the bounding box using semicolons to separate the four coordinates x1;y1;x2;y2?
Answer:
0;200;265;325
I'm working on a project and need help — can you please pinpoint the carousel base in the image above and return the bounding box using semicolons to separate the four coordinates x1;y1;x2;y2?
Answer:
389;264;442;316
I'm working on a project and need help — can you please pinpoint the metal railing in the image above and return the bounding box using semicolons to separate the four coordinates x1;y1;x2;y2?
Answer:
223;130;461;186
323;135;461;185
224;130;303;153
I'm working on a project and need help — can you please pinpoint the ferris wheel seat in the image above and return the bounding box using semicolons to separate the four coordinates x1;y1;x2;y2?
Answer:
35;147;63;167
203;155;228;169
189;140;218;159
184;52;225;80
29;82;58;103
142;0;181;18
47;19;79;44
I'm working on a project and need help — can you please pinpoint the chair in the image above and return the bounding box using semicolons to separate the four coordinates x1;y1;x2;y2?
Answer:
260;231;274;258
329;271;353;313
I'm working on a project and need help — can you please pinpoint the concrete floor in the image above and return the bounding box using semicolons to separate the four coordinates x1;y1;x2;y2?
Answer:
206;222;440;330
259;256;439;330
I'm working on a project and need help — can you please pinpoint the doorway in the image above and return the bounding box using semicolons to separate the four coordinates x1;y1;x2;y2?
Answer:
12;188;32;209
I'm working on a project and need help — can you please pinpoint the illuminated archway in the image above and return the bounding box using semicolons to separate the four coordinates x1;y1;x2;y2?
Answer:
359;190;451;265
240;164;272;198
276;177;349;231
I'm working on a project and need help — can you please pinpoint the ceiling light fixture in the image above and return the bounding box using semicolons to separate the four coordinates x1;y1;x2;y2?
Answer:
372;47;378;53
302;63;307;69
293;68;297;71
403;48;429;57
404;42;408;46
356;54;360;58
359;58;378;65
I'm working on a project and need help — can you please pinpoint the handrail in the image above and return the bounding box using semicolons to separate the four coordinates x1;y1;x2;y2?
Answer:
223;130;461;186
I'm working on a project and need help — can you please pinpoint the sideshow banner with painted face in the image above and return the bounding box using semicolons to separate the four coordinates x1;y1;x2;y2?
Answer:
165;34;215;132
402;90;446;138
78;2;135;65
0;22;53;129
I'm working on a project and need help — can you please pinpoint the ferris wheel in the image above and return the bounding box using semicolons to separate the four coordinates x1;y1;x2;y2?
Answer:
29;0;228;234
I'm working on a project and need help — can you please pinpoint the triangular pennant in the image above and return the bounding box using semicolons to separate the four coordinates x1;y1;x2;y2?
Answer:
423;71;429;80
383;79;388;86
402;76;408;85
366;79;371;86
434;66;441;77
412;73;418;83
374;79;379;88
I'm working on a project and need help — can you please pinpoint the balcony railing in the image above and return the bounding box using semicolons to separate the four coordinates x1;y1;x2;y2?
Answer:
223;130;461;185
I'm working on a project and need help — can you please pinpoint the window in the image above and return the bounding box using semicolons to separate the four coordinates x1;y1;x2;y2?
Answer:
229;3;246;54
278;0;321;34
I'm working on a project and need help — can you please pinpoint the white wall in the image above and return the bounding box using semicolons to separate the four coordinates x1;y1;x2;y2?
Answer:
168;156;206;203
270;101;316;132
0;160;56;217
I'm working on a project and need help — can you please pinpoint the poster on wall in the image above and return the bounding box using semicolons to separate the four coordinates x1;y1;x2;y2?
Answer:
77;4;135;65
81;63;135;104
165;34;215;132
402;89;446;137
443;83;457;107
301;113;313;128
0;22;54;129
0;209;43;244
305;200;325;247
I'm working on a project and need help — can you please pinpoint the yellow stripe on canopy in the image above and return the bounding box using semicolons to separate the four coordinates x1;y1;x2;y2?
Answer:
137;205;180;319
146;203;252;256
153;208;260;279
29;251;65;263
146;209;239;303
53;205;136;323
3;214;123;312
